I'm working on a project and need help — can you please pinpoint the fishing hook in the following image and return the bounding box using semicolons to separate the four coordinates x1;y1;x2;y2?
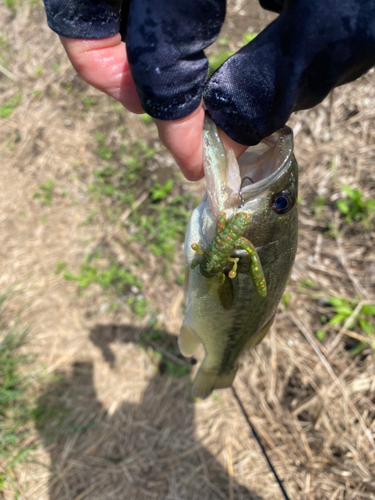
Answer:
238;175;254;208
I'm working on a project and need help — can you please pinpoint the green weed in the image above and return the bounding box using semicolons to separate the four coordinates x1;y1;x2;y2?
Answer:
315;329;326;341
54;262;67;275
95;133;114;160
149;179;174;201
0;300;35;495
163;360;190;378
89;139;156;217
316;297;375;353
51;62;60;74
34;65;44;76
175;272;185;287
242;32;258;44
81;208;97;226
0;36;13;69
0;95;21;119
336;185;375;229
141;114;152;124
312;193;329;221
59;254;142;296
82;96;98;108
208;32;258;75
89;136;195;259
282;293;292;307
33;179;55;205
298;278;315;290
129;193;194;259
126;297;148;318
140;330;191;378
327;297;375;332
3;0;16;10
208;49;234;75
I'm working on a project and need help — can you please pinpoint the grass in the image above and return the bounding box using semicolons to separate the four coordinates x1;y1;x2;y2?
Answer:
128;193;195;260
56;253;149;317
58;129;196;316
316;296;375;353
311;184;375;235
336;185;375;229
208;32;258;75
149;179;174;201
0;35;13;70
89;131;196;260
0;95;21;119
140;329;191;378
88;138;156;218
56;254;142;295
0;294;35;497
33;179;55;205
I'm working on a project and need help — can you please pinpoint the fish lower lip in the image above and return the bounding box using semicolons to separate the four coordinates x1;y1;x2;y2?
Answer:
233;246;263;257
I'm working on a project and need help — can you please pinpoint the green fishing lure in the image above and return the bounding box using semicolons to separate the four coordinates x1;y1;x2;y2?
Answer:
191;211;267;298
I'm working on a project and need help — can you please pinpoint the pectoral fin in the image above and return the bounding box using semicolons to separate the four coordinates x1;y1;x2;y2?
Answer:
178;323;201;357
218;276;234;310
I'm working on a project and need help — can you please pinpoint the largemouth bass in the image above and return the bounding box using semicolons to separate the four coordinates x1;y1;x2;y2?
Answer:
179;117;298;399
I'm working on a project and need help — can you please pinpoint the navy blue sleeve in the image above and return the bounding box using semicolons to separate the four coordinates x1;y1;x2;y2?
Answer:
43;0;375;145
43;0;124;39
125;1;225;119
204;0;375;144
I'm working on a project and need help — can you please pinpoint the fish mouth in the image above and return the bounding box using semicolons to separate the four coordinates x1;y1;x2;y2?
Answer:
236;126;294;203
232;246;262;257
203;118;294;217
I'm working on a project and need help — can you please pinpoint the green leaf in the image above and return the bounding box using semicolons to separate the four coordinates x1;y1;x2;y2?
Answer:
363;199;375;210
316;329;326;341
359;318;374;335
242;32;258;44
334;306;354;317
351;342;366;355
208;50;234;74
341;185;362;203
141;113;152;124
150;179;174;201
329;314;347;326
336;200;350;215
328;297;349;308
362;304;375;316
282;293;291;307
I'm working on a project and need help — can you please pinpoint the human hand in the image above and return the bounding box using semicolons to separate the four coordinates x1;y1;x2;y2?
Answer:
60;34;247;181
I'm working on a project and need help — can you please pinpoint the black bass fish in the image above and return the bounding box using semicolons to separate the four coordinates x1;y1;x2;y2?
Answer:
179;117;298;399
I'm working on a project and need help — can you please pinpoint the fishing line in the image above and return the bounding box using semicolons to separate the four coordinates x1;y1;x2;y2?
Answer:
238;176;254;207
231;386;291;500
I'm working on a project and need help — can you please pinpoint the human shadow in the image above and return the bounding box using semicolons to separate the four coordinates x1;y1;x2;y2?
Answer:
35;325;263;500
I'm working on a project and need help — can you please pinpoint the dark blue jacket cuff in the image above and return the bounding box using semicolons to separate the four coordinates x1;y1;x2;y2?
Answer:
43;0;123;39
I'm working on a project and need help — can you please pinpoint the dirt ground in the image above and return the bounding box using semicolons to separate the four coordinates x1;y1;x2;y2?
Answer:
1;1;375;499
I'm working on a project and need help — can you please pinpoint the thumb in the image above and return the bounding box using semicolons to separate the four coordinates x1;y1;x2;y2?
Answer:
155;106;247;182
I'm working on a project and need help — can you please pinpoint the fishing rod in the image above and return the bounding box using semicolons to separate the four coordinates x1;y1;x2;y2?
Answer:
231;386;292;500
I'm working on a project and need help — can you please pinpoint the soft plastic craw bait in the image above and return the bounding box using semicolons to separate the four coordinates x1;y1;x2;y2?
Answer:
191;211;267;297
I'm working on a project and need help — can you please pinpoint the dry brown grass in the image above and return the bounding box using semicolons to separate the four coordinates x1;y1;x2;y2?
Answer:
0;1;374;499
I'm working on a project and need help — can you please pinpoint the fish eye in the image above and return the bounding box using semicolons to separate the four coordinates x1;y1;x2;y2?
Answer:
272;190;294;214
